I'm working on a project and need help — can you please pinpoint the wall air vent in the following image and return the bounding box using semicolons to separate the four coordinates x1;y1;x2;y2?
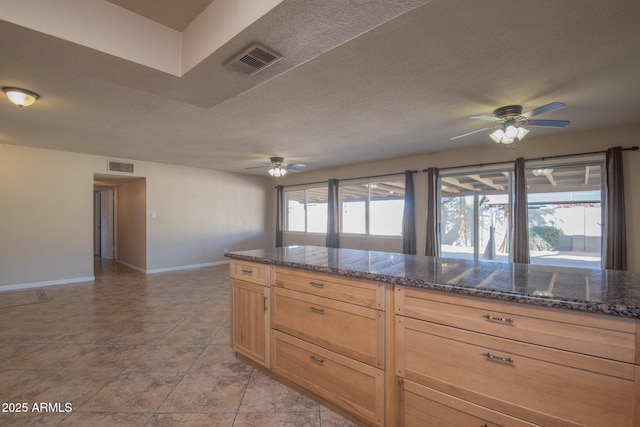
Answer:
108;161;134;173
225;44;283;76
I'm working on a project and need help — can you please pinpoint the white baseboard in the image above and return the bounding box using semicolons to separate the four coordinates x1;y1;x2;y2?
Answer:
0;276;95;292
0;260;230;292
127;260;229;275
115;260;146;273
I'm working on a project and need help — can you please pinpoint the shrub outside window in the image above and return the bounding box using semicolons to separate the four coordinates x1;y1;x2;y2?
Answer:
438;157;604;269
526;162;603;269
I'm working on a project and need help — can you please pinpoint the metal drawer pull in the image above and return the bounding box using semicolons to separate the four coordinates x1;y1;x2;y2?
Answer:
483;352;514;364
309;281;325;288
241;268;252;274
482;314;514;324
310;355;324;365
310;306;325;314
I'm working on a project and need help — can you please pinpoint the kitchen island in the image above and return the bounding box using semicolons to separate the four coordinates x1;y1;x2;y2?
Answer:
225;246;640;426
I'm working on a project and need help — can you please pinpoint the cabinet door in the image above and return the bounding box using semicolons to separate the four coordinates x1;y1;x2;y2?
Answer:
230;278;270;368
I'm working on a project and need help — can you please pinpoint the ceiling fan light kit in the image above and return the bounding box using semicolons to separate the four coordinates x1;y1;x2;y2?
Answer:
246;156;306;178
451;102;569;147
490;122;530;144
268;166;287;177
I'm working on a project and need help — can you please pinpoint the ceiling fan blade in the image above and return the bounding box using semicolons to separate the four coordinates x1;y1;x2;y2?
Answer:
244;164;270;170
285;163;305;172
522;102;566;118
470;115;500;122
450;127;491;140
525;119;570;128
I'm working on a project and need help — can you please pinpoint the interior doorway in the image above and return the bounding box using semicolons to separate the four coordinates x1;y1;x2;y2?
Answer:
93;174;147;271
93;187;116;259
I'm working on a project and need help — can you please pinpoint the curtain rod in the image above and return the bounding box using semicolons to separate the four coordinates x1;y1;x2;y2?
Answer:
276;170;417;189
423;146;639;172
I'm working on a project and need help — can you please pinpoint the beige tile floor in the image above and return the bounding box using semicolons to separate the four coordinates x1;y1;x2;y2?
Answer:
0;259;359;426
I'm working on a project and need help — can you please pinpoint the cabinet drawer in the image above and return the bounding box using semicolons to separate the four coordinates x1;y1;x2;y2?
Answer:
272;331;384;426
396;286;637;363
401;379;536;427
230;260;270;286
275;267;384;309
273;287;384;367
397;317;636;427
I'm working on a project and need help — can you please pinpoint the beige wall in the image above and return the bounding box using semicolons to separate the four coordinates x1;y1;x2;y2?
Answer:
0;144;274;289
279;123;640;271
116;178;147;270
0;145;95;288
144;162;273;271
2;123;638;290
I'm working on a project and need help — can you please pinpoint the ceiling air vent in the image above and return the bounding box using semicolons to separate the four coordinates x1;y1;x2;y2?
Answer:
108;161;134;173
225;44;283;76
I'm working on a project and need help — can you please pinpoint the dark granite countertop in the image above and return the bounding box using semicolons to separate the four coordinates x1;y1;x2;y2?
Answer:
225;246;640;318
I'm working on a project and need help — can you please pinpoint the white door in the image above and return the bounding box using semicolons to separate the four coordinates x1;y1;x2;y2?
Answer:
100;188;116;259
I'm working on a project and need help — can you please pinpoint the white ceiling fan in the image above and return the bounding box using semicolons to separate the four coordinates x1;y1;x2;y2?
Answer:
451;102;570;145
246;156;306;177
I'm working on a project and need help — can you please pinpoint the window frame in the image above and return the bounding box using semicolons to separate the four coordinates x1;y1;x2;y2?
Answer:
283;185;328;234
339;176;405;237
438;165;514;262
525;155;605;269
436;154;606;268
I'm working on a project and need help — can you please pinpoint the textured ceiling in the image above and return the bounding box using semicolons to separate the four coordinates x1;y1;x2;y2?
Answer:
1;0;639;176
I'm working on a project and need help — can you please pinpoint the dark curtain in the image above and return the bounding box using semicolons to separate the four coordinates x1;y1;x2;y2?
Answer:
512;157;530;264
402;170;417;254
425;167;439;257
326;179;340;248
275;185;284;247
604;146;627;270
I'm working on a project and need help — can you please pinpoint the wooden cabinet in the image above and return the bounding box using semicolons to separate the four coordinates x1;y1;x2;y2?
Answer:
396;286;637;363
230;260;270;286
396;286;639;427
272;267;386;426
228;256;639;426
401;379;536;427
230;261;271;368
275;267;384;309
273;331;384;425
273;287;384;367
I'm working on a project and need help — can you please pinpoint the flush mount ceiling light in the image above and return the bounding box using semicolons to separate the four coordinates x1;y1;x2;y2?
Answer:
451;102;570;147
2;87;40;107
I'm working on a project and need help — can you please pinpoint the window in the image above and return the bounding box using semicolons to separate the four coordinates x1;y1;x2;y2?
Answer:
340;178;405;236
526;161;603;269
439;169;512;262
437;156;604;268
284;186;328;233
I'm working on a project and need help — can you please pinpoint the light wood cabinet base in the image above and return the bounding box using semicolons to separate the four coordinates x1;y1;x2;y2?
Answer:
400;379;537;427
272;331;384;426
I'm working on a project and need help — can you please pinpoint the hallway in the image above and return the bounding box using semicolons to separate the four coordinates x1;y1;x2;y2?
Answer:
0;260;357;426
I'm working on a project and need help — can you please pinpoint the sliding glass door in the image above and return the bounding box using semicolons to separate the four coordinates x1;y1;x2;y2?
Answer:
439;169;512;262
